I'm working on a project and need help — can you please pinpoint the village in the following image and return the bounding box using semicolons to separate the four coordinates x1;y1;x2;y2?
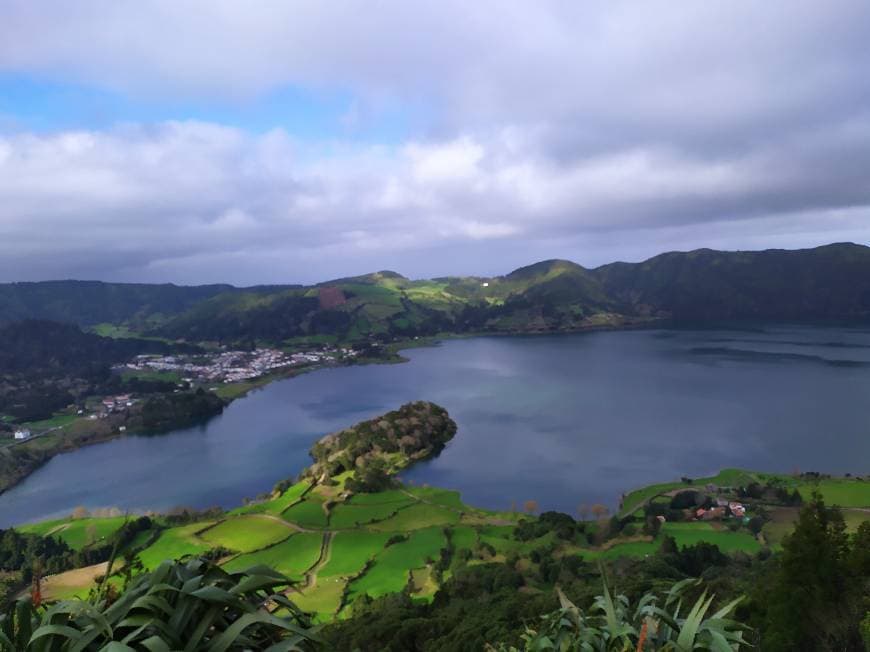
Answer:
117;346;359;384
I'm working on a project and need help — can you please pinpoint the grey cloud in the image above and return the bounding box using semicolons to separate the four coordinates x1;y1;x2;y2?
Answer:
1;2;870;282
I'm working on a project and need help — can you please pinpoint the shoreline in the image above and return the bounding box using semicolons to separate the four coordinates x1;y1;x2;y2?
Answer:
3;322;867;524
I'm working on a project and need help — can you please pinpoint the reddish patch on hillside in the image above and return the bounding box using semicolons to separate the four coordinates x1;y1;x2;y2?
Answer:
318;286;347;309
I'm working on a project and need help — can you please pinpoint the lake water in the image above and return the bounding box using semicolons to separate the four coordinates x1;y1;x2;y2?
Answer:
2;325;870;526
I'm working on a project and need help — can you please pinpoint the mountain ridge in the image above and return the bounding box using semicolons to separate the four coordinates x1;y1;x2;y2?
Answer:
2;242;869;341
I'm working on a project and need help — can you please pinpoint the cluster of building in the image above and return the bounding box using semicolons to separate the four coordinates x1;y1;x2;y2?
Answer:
13;428;31;440
695;499;747;521
119;347;358;384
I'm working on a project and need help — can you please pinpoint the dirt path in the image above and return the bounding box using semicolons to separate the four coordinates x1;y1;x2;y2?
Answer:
302;532;333;590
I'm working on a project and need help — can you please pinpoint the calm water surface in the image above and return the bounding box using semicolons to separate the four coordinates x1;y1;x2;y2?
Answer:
2;325;869;526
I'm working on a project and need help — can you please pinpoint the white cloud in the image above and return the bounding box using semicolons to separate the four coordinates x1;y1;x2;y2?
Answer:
1;2;870;281
1;118;869;283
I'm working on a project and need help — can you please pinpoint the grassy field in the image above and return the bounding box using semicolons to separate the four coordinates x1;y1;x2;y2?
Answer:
292;577;347;620
22;414;80;431
199;516;292;553
346;527;447;601
345;489;417;506
90;324;170;342
282;497;330;529
405;486;465;510
796;478;870;507
319;531;392;578
661;522;762;553
18;516;127;550
581;540;661;560
137;523;215;570
232;480;312;516
368;503;459;531
329;502;408;529
221;533;323;581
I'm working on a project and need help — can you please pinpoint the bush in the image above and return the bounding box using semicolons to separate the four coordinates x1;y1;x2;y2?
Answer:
0;557;318;650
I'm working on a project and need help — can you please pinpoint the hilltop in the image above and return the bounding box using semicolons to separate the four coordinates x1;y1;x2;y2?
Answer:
3;243;870;345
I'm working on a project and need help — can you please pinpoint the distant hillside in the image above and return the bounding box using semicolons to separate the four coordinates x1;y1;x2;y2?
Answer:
0;280;251;328
595;242;870;321
3;243;870;343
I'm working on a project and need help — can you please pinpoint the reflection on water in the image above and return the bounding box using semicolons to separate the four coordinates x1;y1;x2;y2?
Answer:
1;324;869;526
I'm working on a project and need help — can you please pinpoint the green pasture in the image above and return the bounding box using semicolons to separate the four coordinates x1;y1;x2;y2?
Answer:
199;516;292;553
368;503;459;532
282;497;330;529
221;533;323;581
661;522;762;553
797;478;870;508
449;526;479;551
18;516;127;550
580;540;661;560
137;523;215;570
22;414;79;431
346;490;416;506
405;486;465;510
292;577;346;619
346;527;446;601
232;480;311;516
329;502;406;529
319;531;392;579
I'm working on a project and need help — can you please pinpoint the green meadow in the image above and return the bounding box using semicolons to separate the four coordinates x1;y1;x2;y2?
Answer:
199;516;292;552
222;533;324;581
16;468;868;621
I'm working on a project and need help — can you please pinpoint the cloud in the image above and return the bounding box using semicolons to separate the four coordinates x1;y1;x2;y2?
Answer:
1;2;870;282
2;118;870;283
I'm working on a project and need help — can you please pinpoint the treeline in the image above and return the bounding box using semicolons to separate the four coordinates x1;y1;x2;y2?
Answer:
0;320;198;422
306;401;457;482
140;389;226;432
0;517;153;604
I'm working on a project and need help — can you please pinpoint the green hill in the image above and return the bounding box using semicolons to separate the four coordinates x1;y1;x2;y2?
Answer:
4;243;870;344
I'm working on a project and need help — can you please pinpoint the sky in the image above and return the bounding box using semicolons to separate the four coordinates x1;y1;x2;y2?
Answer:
1;1;870;285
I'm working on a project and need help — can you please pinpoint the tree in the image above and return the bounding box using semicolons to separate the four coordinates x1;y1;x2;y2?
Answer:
757;492;864;651
71;506;89;520
590;504;609;520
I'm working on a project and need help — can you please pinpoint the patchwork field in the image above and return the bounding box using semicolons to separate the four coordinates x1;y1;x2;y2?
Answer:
137;522;215;570
19;516;127;550
346;527;447;601
222;533;324;581
199;516;293;552
17;468;868;621
281;497;329;529
319;531;392;578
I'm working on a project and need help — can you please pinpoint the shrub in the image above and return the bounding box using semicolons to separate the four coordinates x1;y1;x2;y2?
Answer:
0;557;319;651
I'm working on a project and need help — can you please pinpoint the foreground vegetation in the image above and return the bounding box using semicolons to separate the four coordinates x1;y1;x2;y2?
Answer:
2;401;868;649
0;558;318;651
5;491;867;650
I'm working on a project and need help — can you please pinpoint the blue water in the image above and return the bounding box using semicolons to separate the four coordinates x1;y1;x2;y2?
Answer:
1;325;869;526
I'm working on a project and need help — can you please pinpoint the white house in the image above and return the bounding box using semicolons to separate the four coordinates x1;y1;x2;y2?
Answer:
13;429;31;440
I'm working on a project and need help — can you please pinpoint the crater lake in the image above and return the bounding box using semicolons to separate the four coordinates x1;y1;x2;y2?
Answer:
2;325;870;526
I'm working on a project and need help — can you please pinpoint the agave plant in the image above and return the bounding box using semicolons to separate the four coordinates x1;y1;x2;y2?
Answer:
491;578;748;651
0;557;319;651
